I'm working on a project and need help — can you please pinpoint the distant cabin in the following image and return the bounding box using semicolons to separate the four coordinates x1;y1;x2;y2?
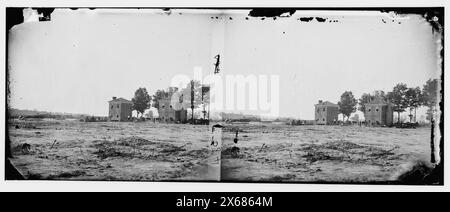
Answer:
314;100;339;125
158;97;188;123
108;97;132;122
364;97;393;126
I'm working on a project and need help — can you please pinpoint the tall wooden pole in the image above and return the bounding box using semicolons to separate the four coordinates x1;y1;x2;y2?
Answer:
431;118;436;164
191;80;194;124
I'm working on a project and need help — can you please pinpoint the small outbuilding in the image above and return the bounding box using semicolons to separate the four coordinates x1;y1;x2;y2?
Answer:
108;97;132;122
314;100;339;125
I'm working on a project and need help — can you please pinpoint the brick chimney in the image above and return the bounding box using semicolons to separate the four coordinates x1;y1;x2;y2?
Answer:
318;100;323;104
112;97;117;100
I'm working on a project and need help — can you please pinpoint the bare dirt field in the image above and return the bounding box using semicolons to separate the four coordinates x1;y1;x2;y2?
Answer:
8;119;220;181
8;119;433;183
220;123;433;183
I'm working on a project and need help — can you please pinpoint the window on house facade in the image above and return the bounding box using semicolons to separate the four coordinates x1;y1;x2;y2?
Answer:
368;108;371;112
376;108;379;112
323;108;325;111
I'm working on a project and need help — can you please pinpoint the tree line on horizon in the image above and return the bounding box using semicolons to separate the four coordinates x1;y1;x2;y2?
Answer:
130;78;439;123
337;78;439;123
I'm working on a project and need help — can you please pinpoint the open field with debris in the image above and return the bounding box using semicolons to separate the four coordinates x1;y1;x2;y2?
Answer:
8;119;434;183
8;119;220;181
220;123;433;183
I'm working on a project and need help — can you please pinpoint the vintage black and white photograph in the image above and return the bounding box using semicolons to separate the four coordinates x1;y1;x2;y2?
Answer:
5;8;443;184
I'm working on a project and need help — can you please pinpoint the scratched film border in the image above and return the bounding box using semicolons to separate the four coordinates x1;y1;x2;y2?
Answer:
4;7;444;185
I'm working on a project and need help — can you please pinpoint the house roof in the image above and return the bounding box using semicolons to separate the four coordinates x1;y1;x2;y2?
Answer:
109;97;132;103
365;96;391;105
315;101;339;107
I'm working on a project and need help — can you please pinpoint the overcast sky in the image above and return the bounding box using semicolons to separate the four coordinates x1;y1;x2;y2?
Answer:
8;9;441;119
